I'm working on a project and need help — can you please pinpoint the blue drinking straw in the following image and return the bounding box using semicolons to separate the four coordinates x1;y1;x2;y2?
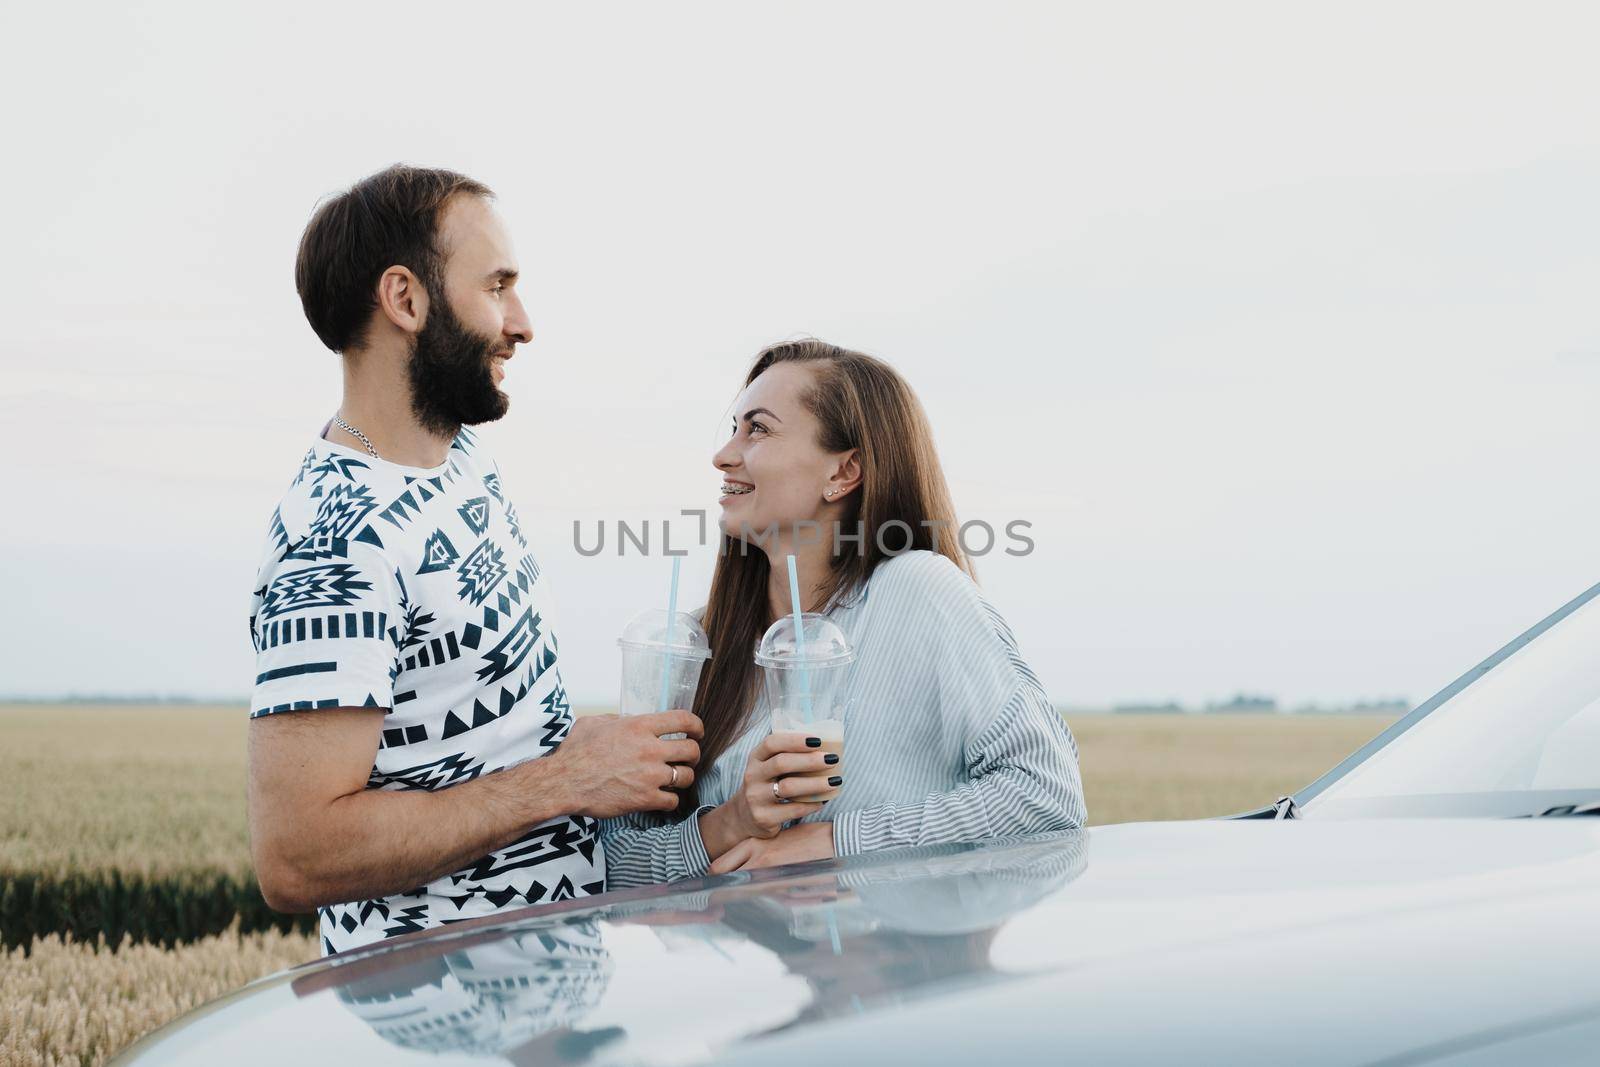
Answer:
789;553;834;949
657;555;682;712
785;554;813;723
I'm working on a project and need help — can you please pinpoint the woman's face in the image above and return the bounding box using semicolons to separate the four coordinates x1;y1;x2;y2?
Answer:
713;363;853;542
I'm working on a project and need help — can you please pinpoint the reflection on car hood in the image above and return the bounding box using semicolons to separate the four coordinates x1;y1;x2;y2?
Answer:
115;820;1600;1067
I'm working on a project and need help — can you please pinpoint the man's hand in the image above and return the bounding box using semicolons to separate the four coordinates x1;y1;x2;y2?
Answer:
547;710;702;819
709;821;836;875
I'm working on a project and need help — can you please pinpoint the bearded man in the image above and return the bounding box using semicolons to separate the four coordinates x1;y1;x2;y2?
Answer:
246;165;700;955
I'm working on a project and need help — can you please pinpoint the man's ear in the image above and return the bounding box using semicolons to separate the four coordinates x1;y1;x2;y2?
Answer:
375;265;429;335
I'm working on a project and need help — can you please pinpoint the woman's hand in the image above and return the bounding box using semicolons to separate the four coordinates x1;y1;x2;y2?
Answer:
710;822;836;874
698;733;841;858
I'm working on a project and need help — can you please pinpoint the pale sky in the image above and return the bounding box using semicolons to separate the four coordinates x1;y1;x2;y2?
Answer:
3;1;1598;708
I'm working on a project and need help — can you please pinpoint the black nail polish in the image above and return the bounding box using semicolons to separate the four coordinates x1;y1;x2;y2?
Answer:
806;737;821;748
824;753;839;765
828;776;843;787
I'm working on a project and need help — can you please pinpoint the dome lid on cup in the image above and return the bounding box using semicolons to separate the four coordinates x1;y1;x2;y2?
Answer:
754;613;854;669
618;609;712;659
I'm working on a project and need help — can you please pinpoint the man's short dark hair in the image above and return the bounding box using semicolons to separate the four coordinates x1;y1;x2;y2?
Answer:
295;164;494;353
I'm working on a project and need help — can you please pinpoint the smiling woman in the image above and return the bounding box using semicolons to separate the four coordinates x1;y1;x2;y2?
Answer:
698;340;971;773
600;339;1087;886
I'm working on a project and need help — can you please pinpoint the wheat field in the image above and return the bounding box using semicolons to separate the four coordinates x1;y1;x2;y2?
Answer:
1;923;314;1067
0;704;1394;1067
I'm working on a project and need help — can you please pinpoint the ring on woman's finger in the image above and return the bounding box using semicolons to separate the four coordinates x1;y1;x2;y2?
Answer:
772;780;787;803
669;765;681;788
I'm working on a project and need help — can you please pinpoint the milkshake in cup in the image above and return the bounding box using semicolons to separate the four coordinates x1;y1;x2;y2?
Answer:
618;609;712;737
755;612;854;803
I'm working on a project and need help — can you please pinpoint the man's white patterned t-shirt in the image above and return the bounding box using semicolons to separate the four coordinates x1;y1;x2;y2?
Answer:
248;428;603;955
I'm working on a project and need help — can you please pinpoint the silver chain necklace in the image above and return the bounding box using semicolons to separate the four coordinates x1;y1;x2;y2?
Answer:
332;414;379;458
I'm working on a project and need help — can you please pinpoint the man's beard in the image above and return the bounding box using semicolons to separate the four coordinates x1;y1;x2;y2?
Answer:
407;294;509;437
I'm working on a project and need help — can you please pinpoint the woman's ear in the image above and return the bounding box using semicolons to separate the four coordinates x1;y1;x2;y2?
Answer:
375;265;429;336
824;449;863;502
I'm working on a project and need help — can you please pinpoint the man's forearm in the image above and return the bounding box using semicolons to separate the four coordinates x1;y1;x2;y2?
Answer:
261;757;576;911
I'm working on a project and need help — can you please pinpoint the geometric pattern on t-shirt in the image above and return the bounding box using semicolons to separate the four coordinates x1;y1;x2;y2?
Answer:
503;501;527;549
417;529;459;575
469;552;542;636
456;539;506;605
260;563;374;618
458;496;491;536
248;426;603;956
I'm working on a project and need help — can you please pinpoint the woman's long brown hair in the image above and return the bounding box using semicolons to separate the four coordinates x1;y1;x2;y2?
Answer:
687;339;972;805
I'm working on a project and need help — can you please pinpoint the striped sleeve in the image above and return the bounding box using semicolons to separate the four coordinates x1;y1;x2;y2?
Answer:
249;540;405;718
830;552;1087;856
599;806;716;889
832;683;1086;855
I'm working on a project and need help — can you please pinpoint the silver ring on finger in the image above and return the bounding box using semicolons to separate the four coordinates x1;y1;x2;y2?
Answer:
772;780;787;803
669;764;681;789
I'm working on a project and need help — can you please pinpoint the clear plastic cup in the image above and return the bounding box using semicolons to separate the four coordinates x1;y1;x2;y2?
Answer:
755;612;854;802
618;609;712;738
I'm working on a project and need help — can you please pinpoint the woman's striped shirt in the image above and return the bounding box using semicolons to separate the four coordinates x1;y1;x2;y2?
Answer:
602;550;1087;887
